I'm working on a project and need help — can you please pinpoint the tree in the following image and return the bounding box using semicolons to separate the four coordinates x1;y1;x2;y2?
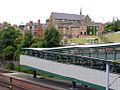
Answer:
23;30;33;47
30;37;43;48
104;19;120;32
0;26;24;61
42;27;61;48
2;46;15;60
104;23;112;32
0;27;19;48
14;36;24;60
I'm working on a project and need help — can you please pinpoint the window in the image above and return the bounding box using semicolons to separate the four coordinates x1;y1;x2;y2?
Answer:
96;27;99;30
61;19;65;21
30;26;32;29
90;27;92;29
80;32;82;35
66;27;69;30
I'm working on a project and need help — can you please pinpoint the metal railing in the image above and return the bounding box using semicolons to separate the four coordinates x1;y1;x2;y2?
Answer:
22;49;120;73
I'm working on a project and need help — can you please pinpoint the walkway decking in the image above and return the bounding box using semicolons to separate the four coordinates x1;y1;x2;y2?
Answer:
20;55;120;90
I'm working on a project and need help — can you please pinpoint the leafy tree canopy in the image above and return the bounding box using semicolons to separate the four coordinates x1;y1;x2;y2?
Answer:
0;26;23;60
30;37;43;48
23;30;33;47
104;18;120;32
0;27;19;48
2;46;15;60
42;27;61;48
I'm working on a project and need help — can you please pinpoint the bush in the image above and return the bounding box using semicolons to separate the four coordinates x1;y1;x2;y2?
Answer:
14;65;21;71
4;63;14;70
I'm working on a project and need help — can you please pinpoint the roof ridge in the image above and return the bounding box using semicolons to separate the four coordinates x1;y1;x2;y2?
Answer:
52;12;85;16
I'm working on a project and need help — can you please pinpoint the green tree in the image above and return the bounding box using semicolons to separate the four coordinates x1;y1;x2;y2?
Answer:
14;36;24;60
104;19;120;32
30;37;43;48
0;27;19;48
23;30;33;47
104;23;112;32
2;46;15;60
42;27;61;48
0;26;24;60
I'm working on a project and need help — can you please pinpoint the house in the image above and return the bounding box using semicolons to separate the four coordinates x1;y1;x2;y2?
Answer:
19;20;44;37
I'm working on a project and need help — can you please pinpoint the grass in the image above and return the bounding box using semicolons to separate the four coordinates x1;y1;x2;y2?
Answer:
68;36;103;44
67;32;120;45
111;60;120;63
105;32;120;42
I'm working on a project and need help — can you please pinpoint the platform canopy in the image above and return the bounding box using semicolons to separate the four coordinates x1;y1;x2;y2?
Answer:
22;43;120;65
23;42;120;51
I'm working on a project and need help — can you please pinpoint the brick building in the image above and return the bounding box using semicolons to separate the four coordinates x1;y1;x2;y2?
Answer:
19;20;44;37
46;12;104;39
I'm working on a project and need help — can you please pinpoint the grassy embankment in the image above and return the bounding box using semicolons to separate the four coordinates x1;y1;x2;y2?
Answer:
104;32;120;43
68;36;104;44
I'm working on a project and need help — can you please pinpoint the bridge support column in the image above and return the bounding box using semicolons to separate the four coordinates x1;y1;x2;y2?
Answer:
106;64;109;90
72;81;76;89
33;70;37;78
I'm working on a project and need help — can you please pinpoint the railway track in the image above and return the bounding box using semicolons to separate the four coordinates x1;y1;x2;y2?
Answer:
0;81;28;90
0;69;96;90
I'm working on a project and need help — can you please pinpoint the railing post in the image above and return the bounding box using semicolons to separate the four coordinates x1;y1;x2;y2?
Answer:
96;48;99;58
89;49;91;57
113;48;117;60
104;48;107;60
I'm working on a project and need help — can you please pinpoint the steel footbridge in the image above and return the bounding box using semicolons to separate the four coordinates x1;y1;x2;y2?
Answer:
20;43;120;90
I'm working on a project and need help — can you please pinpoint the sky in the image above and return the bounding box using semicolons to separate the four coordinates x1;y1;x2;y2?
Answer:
0;0;120;25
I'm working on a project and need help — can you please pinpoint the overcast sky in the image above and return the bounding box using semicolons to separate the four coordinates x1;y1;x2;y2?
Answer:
0;0;119;25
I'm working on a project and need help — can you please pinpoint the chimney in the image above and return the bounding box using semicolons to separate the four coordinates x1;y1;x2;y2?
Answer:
38;19;40;26
30;21;33;25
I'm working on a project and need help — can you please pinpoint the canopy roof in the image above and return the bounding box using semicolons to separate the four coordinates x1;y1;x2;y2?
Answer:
23;42;120;51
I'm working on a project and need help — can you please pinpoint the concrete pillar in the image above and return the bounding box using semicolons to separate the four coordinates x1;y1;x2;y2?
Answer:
72;81;76;89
